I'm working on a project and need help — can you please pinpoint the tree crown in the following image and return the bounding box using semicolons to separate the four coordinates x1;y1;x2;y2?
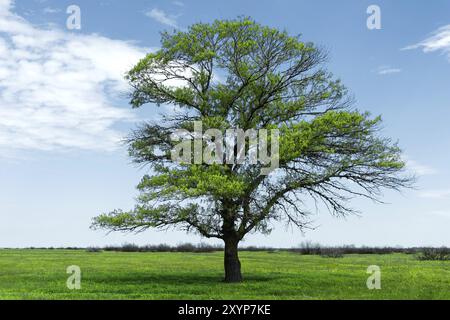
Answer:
93;17;412;241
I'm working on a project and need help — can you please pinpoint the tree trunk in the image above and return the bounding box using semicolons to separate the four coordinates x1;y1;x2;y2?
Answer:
223;237;242;283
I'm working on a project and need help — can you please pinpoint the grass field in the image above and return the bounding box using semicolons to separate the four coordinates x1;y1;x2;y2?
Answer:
0;250;449;300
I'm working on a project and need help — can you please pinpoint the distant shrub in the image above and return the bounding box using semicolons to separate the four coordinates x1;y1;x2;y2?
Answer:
417;248;450;261
196;243;222;253
100;243;222;253
320;248;344;258
121;243;141;252
12;244;450;256
176;243;196;252
242;246;276;253
288;244;434;256
141;244;172;252
103;246;118;252
292;241;322;255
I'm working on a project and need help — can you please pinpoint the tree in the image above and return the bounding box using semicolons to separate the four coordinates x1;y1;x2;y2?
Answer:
92;17;412;283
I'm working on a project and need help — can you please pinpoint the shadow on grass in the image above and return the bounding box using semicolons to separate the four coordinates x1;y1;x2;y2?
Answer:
90;272;277;286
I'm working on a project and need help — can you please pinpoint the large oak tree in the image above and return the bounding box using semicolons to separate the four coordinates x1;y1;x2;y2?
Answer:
93;18;412;282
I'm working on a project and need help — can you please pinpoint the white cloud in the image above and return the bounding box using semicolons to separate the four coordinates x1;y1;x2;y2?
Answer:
0;0;148;154
375;65;401;75
419;189;450;199
43;7;61;14
428;210;450;218
403;24;450;61
146;8;180;29
0;0;12;12
173;1;185;7
406;159;437;176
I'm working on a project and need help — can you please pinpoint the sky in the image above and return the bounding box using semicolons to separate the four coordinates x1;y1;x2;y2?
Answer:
1;0;450;248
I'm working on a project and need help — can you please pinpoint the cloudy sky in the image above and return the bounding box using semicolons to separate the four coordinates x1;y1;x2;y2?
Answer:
1;0;450;248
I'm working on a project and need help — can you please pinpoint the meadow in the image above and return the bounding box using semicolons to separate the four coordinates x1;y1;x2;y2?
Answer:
0;249;449;300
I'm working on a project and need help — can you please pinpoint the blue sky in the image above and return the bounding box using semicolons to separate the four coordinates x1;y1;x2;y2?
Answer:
1;0;450;248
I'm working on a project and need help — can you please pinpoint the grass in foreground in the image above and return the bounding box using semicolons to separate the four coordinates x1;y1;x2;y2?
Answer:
0;250;449;300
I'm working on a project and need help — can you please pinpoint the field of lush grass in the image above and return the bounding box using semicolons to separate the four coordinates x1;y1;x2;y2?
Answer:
0;249;449;300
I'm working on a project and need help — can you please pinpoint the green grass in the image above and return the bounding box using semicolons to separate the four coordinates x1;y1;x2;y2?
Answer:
0;250;449;300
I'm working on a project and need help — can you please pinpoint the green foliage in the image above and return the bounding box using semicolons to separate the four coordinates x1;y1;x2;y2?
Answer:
417;248;450;261
93;17;412;244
